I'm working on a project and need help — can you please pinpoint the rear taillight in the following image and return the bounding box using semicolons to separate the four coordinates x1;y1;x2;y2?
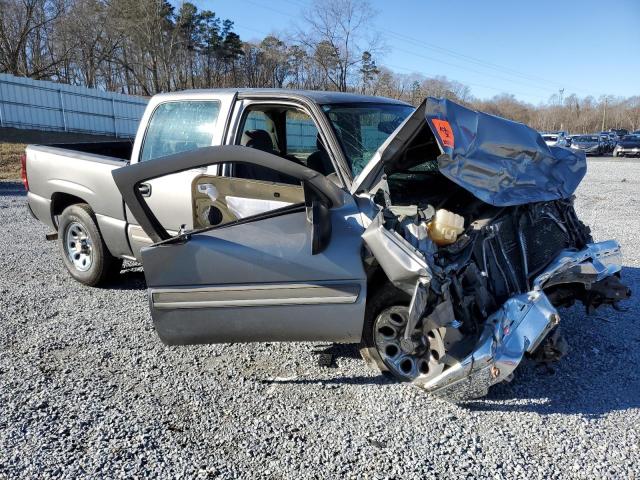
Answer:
20;153;29;191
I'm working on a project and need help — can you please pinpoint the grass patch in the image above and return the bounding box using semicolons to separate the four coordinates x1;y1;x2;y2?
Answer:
0;142;25;180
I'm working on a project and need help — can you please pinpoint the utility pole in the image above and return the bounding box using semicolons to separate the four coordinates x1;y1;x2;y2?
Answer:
559;88;565;131
601;97;607;131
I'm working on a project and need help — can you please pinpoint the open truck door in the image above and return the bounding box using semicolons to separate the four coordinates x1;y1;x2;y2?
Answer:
111;145;367;344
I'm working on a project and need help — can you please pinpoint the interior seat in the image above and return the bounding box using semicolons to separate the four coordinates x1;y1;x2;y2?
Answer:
306;135;335;176
241;129;277;154
238;129;297;184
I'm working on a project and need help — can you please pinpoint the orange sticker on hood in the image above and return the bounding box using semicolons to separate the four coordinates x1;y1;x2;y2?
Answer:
432;119;455;148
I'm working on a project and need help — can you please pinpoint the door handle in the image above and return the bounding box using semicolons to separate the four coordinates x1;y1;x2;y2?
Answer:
138;183;152;197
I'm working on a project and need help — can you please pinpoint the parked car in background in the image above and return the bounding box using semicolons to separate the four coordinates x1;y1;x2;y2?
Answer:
541;133;568;147
613;134;640;157
611;129;629;136
599;132;615;153
570;135;604;155
609;132;621;145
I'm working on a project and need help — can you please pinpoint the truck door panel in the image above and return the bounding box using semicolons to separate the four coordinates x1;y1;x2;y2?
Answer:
112;146;367;344
143;203;366;343
192;174;304;229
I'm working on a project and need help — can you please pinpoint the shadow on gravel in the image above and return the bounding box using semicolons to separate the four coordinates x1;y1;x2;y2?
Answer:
0;181;26;196
312;343;362;363
108;267;146;290
261;374;392;387
265;268;639;415
462;266;639;418
263;343;393;386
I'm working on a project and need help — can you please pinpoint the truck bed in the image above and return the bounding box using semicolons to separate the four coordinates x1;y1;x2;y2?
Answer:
45;140;134;161
25;142;132;258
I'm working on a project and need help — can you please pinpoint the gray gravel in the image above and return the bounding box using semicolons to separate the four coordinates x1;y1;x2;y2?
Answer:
1;158;639;479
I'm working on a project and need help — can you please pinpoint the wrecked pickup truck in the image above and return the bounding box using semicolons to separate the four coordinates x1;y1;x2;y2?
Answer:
110;95;630;401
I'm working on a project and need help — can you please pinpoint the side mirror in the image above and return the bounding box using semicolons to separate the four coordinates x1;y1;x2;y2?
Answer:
307;199;332;255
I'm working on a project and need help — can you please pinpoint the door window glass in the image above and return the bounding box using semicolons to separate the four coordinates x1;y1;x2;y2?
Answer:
235;105;334;179
286;110;319;161
141;101;220;162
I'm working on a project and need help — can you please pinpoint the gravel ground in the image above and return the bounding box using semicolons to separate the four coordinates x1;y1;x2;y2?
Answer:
1;158;639;479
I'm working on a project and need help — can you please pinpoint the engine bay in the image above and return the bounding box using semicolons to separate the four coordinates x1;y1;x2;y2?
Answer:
360;164;630;399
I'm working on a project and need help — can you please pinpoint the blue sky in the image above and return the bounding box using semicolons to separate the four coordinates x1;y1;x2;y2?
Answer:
198;0;640;104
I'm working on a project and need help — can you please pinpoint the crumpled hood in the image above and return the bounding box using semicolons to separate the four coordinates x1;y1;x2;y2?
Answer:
352;97;587;207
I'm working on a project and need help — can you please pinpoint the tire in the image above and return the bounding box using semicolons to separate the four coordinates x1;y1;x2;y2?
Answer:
359;282;410;376
57;204;122;286
359;282;448;383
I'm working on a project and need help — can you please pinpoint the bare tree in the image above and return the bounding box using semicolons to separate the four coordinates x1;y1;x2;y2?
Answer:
1;0;637;134
0;0;65;78
297;0;382;92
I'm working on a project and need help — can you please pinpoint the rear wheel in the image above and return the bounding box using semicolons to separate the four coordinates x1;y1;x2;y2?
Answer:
359;283;446;383
58;204;122;286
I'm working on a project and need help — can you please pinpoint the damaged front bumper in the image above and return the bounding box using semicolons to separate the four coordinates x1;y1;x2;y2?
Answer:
416;240;624;401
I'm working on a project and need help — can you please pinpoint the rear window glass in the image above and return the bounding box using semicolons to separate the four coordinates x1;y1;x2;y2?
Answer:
141;101;221;162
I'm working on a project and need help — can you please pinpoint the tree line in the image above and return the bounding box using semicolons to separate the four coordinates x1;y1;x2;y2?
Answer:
1;0;638;133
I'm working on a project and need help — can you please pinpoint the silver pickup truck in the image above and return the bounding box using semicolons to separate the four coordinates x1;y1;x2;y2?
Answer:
25;89;411;285
25;89;630;399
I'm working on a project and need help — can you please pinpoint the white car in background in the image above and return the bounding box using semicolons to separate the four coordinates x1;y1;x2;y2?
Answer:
542;133;568;147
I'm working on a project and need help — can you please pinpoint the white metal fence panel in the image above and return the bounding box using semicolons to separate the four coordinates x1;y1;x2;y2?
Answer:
0;73;148;138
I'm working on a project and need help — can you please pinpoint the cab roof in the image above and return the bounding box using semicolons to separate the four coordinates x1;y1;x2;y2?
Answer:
154;88;411;106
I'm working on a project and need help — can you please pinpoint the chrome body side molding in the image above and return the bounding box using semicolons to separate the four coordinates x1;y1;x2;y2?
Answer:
151;283;361;309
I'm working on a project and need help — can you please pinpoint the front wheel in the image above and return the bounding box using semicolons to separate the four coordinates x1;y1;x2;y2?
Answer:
359;284;446;383
58;204;122;286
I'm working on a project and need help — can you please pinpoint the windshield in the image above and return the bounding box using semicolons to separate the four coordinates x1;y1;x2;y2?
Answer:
574;136;599;142
621;135;640;141
322;103;415;176
543;135;558;141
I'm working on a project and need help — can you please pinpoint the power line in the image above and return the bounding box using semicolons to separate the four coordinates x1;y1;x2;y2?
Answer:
235;0;587;102
385;43;557;95
380;28;582;93
229;19;542;100
275;0;603;97
241;0;555;99
384;63;543;102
